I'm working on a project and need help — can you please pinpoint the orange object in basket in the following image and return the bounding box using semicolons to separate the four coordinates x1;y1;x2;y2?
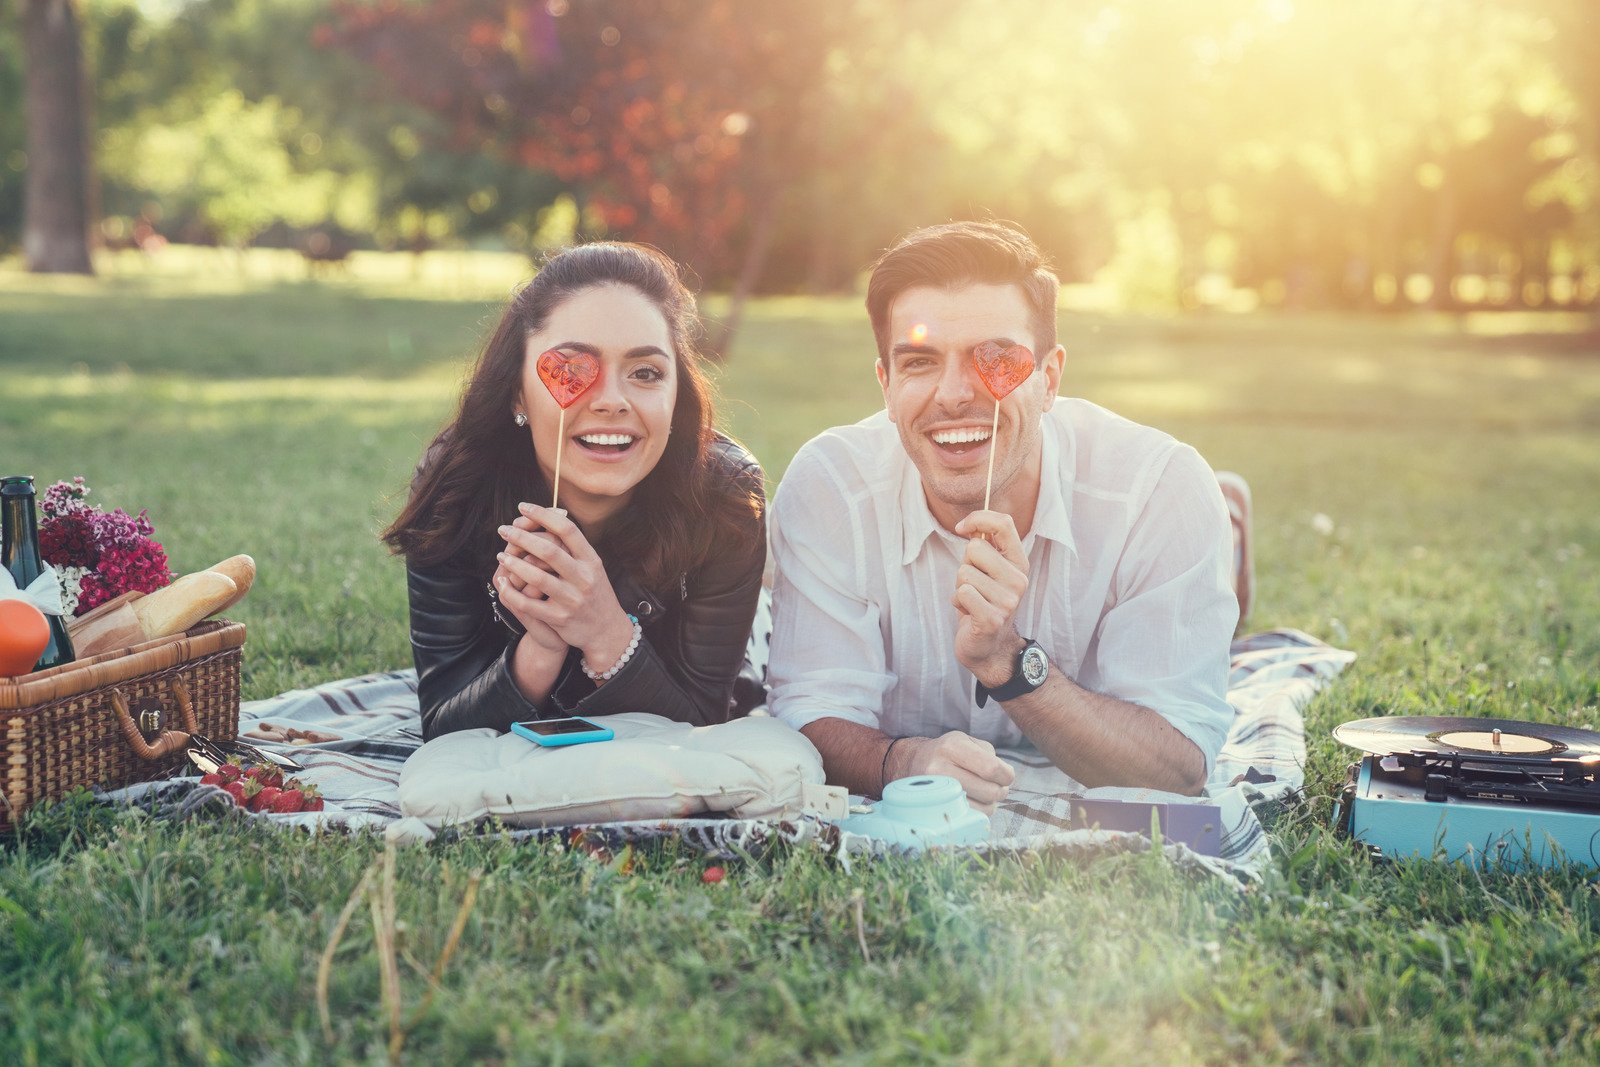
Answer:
0;599;51;676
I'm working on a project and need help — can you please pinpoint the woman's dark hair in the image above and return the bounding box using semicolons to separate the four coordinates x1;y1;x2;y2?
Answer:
383;242;757;592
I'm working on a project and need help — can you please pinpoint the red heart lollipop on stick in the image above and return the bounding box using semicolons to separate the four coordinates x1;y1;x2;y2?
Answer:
534;348;602;509
537;349;601;409
973;340;1034;402
971;341;1034;511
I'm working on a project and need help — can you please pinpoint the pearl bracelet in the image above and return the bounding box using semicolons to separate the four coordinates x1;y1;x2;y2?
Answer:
582;614;641;683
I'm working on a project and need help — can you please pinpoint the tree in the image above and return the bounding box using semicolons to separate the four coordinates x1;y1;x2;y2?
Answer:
326;0;965;351
21;0;95;273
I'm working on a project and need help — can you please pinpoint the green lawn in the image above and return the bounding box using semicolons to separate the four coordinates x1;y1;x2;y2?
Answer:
3;251;1600;1064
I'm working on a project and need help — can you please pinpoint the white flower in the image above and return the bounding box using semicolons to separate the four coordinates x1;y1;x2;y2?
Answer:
1311;513;1335;536
56;565;87;617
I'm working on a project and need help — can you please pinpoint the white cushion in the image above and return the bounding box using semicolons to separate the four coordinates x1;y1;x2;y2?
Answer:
397;713;825;829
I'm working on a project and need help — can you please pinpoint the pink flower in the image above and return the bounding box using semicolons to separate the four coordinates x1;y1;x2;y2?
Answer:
38;478;172;615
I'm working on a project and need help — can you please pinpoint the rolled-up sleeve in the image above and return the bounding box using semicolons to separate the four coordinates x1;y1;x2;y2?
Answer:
767;449;895;733
1088;445;1238;775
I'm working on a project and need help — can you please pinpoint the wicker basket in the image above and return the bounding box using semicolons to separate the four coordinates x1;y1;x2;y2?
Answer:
0;619;246;830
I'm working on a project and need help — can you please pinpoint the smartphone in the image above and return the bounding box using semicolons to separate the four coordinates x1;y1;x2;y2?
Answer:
509;716;615;747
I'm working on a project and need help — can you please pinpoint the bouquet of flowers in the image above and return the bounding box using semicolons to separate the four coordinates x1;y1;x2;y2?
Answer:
38;477;173;616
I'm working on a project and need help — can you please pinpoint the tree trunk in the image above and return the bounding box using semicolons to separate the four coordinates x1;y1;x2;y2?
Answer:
22;0;96;274
705;196;778;363
1425;172;1458;311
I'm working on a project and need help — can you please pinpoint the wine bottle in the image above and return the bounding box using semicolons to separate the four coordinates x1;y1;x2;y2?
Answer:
1;475;76;671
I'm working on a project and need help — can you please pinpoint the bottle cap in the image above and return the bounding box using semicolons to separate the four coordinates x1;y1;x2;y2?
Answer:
0;476;35;497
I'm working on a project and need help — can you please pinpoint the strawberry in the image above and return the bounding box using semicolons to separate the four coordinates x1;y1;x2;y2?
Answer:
218;760;244;783
297;782;325;813
250;785;282;813
200;772;222;786
245;765;284;789
222;781;248;806
269;788;305;814
702;866;726;884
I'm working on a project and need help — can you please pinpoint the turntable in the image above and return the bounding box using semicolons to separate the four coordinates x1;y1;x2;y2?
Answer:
1331;716;1600;869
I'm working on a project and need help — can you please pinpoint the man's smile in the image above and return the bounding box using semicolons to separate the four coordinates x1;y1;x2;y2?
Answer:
925;423;994;463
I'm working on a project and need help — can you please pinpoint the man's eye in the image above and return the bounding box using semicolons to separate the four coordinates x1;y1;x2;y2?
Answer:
902;358;933;372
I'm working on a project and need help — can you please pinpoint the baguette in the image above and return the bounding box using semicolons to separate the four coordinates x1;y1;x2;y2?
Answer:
207;554;256;613
131;571;237;640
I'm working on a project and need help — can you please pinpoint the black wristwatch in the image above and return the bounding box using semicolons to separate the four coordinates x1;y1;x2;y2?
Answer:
975;639;1050;707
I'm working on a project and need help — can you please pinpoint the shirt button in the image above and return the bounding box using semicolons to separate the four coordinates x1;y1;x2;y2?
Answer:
636;602;652;617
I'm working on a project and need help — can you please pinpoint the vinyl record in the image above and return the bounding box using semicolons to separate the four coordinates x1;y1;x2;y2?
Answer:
1332;715;1600;759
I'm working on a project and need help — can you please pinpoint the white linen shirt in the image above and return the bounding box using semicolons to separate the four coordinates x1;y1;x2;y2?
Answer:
768;398;1239;776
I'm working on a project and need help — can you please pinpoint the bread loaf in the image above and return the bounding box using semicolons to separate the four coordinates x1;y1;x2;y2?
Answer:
207;554;256;612
131;571;237;640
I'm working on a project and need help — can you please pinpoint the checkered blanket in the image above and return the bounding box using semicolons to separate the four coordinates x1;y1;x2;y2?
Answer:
97;629;1353;881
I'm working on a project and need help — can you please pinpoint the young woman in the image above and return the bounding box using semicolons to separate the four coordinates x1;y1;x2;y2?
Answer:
383;243;766;740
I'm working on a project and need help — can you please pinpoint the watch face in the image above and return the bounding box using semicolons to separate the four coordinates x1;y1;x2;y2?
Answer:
1020;645;1049;687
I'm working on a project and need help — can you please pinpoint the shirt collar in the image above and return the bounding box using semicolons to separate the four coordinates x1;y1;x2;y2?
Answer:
1027;406;1078;560
898;448;942;566
897;407;1079;566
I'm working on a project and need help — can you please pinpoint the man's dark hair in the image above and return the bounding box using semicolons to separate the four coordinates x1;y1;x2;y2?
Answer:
865;221;1060;365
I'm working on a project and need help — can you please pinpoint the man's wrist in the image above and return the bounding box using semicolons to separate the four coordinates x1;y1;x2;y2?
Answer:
886;735;924;782
972;633;1028;689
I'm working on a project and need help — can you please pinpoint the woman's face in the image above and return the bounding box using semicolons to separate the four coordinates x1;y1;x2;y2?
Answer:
516;284;678;521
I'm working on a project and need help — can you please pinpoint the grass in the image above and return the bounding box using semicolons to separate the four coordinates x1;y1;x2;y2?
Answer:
3;250;1600;1064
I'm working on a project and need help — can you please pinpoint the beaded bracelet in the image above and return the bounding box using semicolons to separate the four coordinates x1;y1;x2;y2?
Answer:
582;614;641;683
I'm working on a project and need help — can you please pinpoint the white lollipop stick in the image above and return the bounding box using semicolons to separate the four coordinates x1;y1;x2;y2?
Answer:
981;400;1001;512
552;408;566;511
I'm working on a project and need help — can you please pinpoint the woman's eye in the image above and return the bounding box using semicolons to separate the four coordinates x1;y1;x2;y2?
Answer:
630;365;665;382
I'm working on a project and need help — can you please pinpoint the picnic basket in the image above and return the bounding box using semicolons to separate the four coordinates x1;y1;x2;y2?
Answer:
0;619;246;830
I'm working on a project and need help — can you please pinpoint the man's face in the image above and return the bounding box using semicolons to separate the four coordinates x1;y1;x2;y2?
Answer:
877;283;1064;528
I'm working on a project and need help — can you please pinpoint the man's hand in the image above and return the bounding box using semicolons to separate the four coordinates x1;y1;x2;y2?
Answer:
950;509;1030;687
894;731;1016;814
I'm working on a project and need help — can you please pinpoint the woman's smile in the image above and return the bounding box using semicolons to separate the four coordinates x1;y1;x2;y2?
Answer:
572;428;644;462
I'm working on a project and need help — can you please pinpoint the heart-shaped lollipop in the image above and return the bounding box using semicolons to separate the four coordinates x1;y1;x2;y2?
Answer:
972;340;1034;401
536;348;601;409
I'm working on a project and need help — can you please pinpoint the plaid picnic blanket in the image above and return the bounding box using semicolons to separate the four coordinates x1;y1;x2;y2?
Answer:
97;628;1353;880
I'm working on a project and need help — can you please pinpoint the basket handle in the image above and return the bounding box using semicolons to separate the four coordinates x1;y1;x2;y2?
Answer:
109;679;202;762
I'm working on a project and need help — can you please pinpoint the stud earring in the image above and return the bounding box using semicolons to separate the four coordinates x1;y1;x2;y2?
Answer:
514;412;528;427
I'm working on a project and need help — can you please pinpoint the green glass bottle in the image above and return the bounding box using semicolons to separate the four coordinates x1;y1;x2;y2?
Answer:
1;475;76;672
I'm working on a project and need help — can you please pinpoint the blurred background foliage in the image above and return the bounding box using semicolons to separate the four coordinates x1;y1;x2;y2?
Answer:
3;0;1598;313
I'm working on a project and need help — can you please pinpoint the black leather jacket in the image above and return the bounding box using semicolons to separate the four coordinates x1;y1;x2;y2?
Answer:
407;437;766;740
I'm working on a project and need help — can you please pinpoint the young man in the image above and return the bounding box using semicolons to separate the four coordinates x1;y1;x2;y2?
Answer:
767;221;1239;812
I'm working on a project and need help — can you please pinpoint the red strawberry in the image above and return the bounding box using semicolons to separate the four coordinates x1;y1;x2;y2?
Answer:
702;866;726;884
218;761;244;783
298;782;325;813
222;781;248;806
246;765;284;789
269;788;305;814
249;785;281;812
200;772;222;786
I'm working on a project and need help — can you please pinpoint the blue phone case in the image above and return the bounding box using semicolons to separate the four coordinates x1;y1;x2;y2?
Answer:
509;718;615;747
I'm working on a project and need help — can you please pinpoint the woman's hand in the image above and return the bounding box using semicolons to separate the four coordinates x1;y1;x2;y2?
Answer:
493;515;568;659
497;504;637;677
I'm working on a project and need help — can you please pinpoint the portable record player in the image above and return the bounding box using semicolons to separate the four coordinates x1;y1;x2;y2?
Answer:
1331;715;1600;869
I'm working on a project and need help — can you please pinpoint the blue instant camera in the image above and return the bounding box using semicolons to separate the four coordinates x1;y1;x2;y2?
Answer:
838;774;992;850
